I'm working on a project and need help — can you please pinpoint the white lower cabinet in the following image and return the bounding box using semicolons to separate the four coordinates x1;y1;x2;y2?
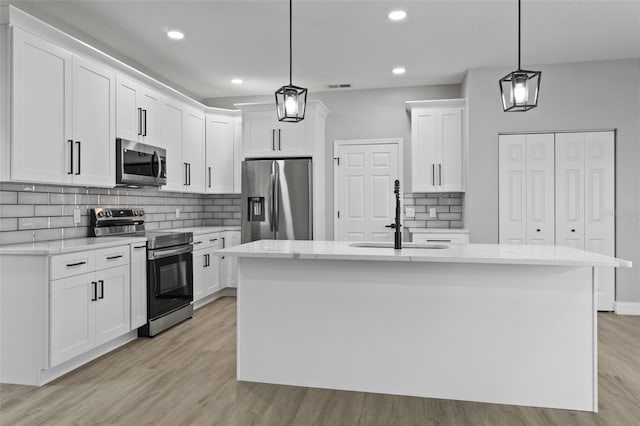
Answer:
193;233;223;303
50;264;130;366
129;243;147;329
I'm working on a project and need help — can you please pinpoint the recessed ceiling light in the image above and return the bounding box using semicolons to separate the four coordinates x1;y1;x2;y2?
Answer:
166;30;184;40
231;78;243;85
388;10;407;21
392;67;406;75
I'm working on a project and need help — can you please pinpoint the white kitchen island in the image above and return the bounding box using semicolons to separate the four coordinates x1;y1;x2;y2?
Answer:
216;240;631;412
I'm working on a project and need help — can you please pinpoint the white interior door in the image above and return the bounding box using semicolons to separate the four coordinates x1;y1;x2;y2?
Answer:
525;134;555;244
584;131;615;310
556;133;586;249
335;141;400;242
498;135;527;244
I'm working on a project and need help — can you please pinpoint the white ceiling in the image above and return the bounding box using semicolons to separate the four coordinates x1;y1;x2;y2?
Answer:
4;0;640;101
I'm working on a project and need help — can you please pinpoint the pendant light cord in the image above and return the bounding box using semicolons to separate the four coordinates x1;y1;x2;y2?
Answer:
518;0;521;70
289;0;293;85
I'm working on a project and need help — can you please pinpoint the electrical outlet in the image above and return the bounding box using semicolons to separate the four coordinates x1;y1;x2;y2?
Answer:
429;207;437;218
405;207;415;218
176;208;181;219
73;208;82;225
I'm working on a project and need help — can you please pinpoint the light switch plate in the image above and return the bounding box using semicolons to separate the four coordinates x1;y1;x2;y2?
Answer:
73;208;81;224
176;208;181;219
405;207;415;218
429;207;437;218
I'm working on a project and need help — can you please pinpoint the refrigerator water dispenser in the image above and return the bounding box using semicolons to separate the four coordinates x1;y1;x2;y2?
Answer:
248;197;265;221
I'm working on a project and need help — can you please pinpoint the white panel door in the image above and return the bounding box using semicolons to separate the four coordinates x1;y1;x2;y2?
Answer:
206;114;235;193
72;56;116;187
498;135;527;244
11;27;73;184
183;110;206;193
438;108;463;192
411;109;438;192
525;134;555;244
95;266;130;346
584;131;615;310
556;133;585;249
336;143;399;242
162;101;185;192
116;76;142;141
50;273;96;366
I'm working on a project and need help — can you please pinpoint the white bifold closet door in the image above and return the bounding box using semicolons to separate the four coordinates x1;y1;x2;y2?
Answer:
498;133;555;245
556;131;615;311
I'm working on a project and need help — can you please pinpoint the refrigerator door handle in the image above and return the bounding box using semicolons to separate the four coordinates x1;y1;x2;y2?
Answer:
270;167;276;235
273;162;280;236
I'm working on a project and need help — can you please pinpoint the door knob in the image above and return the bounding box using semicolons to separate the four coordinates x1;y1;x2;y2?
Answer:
571;229;576;232
536;229;541;232
385;223;397;229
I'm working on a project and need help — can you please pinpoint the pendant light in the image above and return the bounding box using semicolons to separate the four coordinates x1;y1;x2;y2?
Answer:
499;0;541;112
275;0;307;122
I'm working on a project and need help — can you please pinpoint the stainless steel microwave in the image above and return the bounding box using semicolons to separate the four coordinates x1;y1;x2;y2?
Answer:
116;139;167;187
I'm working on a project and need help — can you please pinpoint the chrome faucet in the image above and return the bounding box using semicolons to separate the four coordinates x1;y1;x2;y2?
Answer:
385;179;402;249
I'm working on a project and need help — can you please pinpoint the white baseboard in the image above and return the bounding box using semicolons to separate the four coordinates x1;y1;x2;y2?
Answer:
193;287;237;310
614;301;640;316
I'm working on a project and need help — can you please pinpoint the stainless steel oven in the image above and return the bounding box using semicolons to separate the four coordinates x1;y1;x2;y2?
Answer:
140;231;194;337
116;138;167;187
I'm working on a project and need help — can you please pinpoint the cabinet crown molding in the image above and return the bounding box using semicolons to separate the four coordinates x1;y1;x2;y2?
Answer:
235;100;329;117
405;98;465;112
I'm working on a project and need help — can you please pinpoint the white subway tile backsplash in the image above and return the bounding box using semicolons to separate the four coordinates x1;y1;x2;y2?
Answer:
0;205;35;217
0;230;34;244
0;191;18;204
17;192;50;204
403;193;464;229
19;217;50;230
0;218;18;232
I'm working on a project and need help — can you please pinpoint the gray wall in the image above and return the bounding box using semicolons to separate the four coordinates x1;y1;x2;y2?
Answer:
463;58;640;303
206;84;461;237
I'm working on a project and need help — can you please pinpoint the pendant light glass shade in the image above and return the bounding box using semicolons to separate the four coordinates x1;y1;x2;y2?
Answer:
275;0;307;122
499;0;541;112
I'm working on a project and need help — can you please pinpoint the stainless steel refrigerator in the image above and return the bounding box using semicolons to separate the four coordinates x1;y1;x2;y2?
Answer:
241;158;312;243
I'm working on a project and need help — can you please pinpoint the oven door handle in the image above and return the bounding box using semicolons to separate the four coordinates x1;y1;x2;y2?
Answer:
148;245;193;260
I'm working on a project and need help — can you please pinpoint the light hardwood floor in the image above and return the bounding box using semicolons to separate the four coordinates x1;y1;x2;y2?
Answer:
1;297;639;425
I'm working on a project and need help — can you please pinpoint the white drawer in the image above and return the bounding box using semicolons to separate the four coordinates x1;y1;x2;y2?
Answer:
95;245;130;271
51;251;96;280
193;232;222;251
413;233;469;244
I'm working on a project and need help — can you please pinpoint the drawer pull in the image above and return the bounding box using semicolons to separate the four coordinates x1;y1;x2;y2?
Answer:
210;238;218;242
106;255;123;260
193;241;203;245
134;245;146;249
66;261;87;267
426;239;452;243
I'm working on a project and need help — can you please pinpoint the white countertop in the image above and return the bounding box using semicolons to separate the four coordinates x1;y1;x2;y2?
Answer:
216;240;632;268
170;225;240;235
408;228;469;234
0;236;148;256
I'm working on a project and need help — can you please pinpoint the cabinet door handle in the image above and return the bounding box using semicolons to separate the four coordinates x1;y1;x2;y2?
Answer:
184;163;188;185
66;261;86;267
432;164;435;185
208;167;212;188
278;129;282;150
203;254;207;267
98;280;104;299
222;237;226;248
143;109;148;136
137;108;143;136
134;245;146;249
106;254;123;260
91;281;97;301
272;129;276;151
68;140;74;174
75;141;81;175
438;164;442;186
188;163;191;186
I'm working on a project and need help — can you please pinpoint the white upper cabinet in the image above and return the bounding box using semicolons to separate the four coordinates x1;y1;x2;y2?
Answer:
182;108;206;193
234;117;242;193
407;99;465;193
11;27;115;187
162;99;185;192
116;75;162;146
72;56;116;187
241;102;324;158
205;112;240;194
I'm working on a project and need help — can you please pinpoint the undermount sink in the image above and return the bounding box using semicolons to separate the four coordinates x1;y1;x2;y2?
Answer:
350;242;448;249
